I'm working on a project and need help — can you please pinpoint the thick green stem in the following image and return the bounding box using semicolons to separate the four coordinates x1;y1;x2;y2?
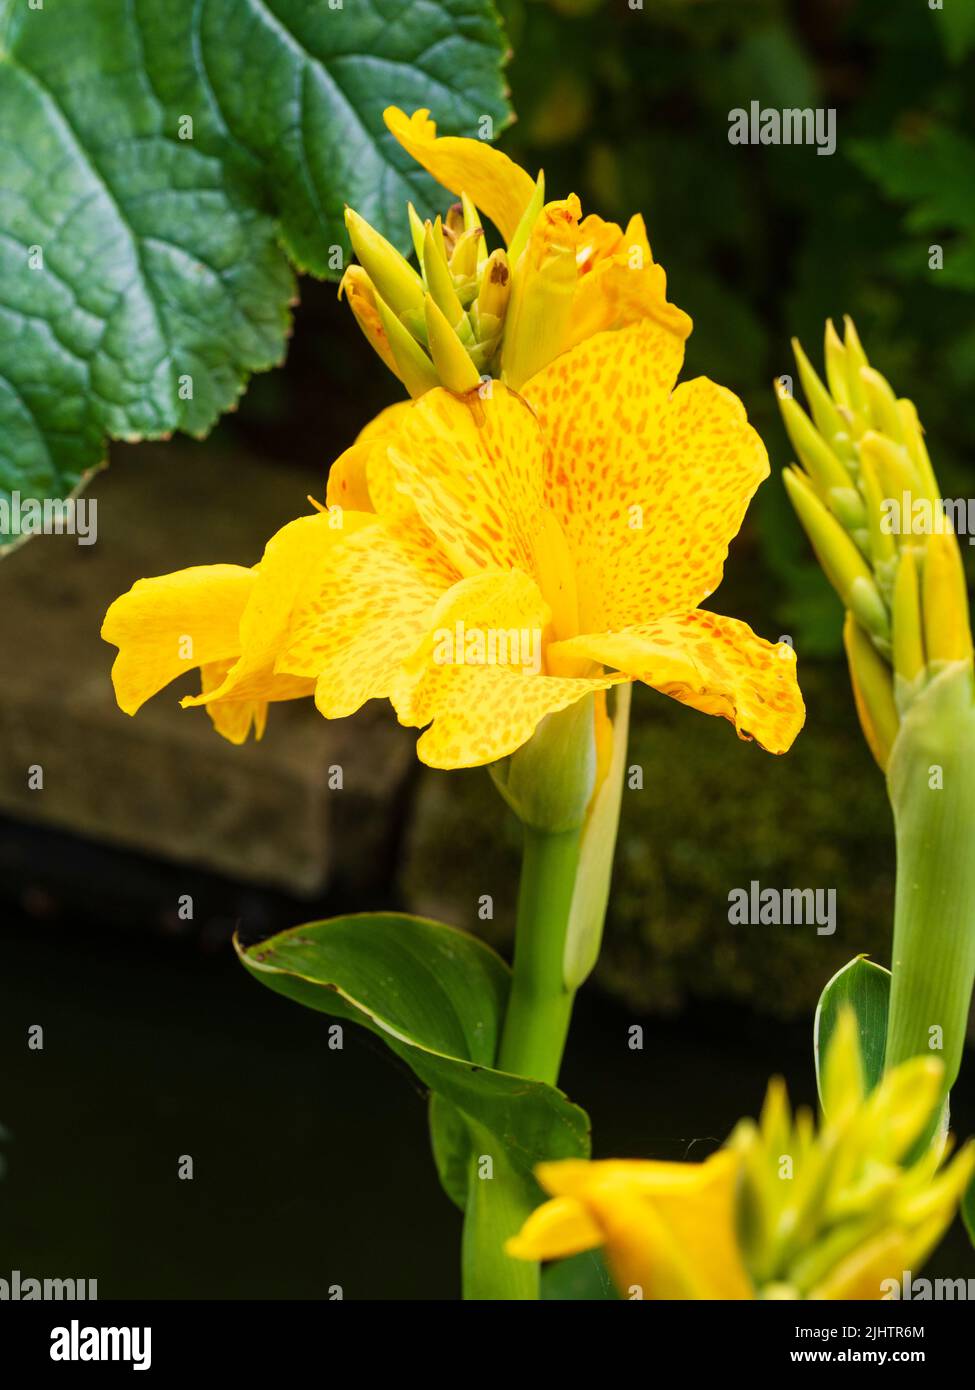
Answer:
498;825;582;1083
884;664;975;1099
460;689;630;1300
460;826;581;1301
461;1136;541;1301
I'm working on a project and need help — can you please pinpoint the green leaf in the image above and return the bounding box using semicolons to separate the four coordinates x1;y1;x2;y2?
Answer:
851;128;975;291
813;954;890;1104
0;0;513;547
236;913;591;1213
541;1248;619;1301
931;3;975;62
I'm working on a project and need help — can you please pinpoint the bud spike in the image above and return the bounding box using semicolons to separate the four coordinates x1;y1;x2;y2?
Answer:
345;206;425;319
922;531;973;665
844;612;899;770
373;291;439;398
423;294;481;393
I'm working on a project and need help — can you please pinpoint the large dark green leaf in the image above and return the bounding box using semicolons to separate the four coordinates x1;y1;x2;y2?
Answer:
236;913;590;1212
0;0;512;546
813;954;890;1106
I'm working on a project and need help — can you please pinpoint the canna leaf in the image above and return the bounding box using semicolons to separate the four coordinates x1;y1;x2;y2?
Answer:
814;955;890;1109
236;913;591;1220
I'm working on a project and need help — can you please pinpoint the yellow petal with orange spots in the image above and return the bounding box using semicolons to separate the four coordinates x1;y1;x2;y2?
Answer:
183;513;354;713
384;106;536;245
568;213;691;349
277;517;458;719
402;567;550;675
326;400;416;517
101;565;256;715
523;325;768;630
549;611;804;753
390;385;545;577
393;660;618;769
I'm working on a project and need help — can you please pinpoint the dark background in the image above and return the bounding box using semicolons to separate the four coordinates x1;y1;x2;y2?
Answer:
2;0;974;1297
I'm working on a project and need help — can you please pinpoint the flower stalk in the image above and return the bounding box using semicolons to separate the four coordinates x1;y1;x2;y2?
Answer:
780;320;975;1098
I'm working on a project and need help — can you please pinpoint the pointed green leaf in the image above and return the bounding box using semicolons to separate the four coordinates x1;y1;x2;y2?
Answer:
236;913;591;1213
813;954;890;1104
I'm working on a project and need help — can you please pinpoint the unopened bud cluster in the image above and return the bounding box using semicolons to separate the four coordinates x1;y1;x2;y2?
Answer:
343;196;511;396
778;319;972;767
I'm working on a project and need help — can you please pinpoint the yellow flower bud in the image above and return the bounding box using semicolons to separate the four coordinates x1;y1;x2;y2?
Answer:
338;266;401;381
892;549;925;686
344;206;425;319
922;530;973;665
783;468;890;643
844;612;899;770
372;291;439;398
423;294;481;393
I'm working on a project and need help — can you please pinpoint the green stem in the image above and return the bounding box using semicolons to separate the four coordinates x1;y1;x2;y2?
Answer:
884;664;975;1099
460;688;630;1299
498;825;582;1083
461;825;582;1301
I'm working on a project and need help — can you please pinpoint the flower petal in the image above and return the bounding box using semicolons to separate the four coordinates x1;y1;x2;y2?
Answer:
523;323;768;630
199;659;269;746
505;1196;603;1262
183;513;353;711
277;517;458;719
394;660;619;769
584;1153;752;1300
326;400;416;517
568;213;692;349
390;385;545;577
384;106;536;244
550;611;805;753
101;565;256;715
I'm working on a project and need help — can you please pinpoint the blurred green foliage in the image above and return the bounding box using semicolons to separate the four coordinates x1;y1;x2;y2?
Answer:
497;0;975;655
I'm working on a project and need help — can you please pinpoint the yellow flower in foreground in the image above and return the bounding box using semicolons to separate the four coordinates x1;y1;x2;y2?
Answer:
340;106;691;394
509;1012;975;1300
508;1150;751;1299
103;319;805;767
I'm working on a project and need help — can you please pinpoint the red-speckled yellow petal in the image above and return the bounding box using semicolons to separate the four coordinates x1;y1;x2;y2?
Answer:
278;517;458;718
550;611;804;753
523;323;768;631
568;213;691;348
101;565;256;716
393;660;619;769
326;400;416;517
390;385;545;577
384;107;536;244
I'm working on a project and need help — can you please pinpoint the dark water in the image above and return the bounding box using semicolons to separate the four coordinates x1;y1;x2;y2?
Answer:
3;903;973;1301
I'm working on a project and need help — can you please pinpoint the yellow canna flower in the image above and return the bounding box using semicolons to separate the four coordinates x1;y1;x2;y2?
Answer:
102;320;805;768
508;1011;975;1300
507;1150;752;1300
340;107;691;395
